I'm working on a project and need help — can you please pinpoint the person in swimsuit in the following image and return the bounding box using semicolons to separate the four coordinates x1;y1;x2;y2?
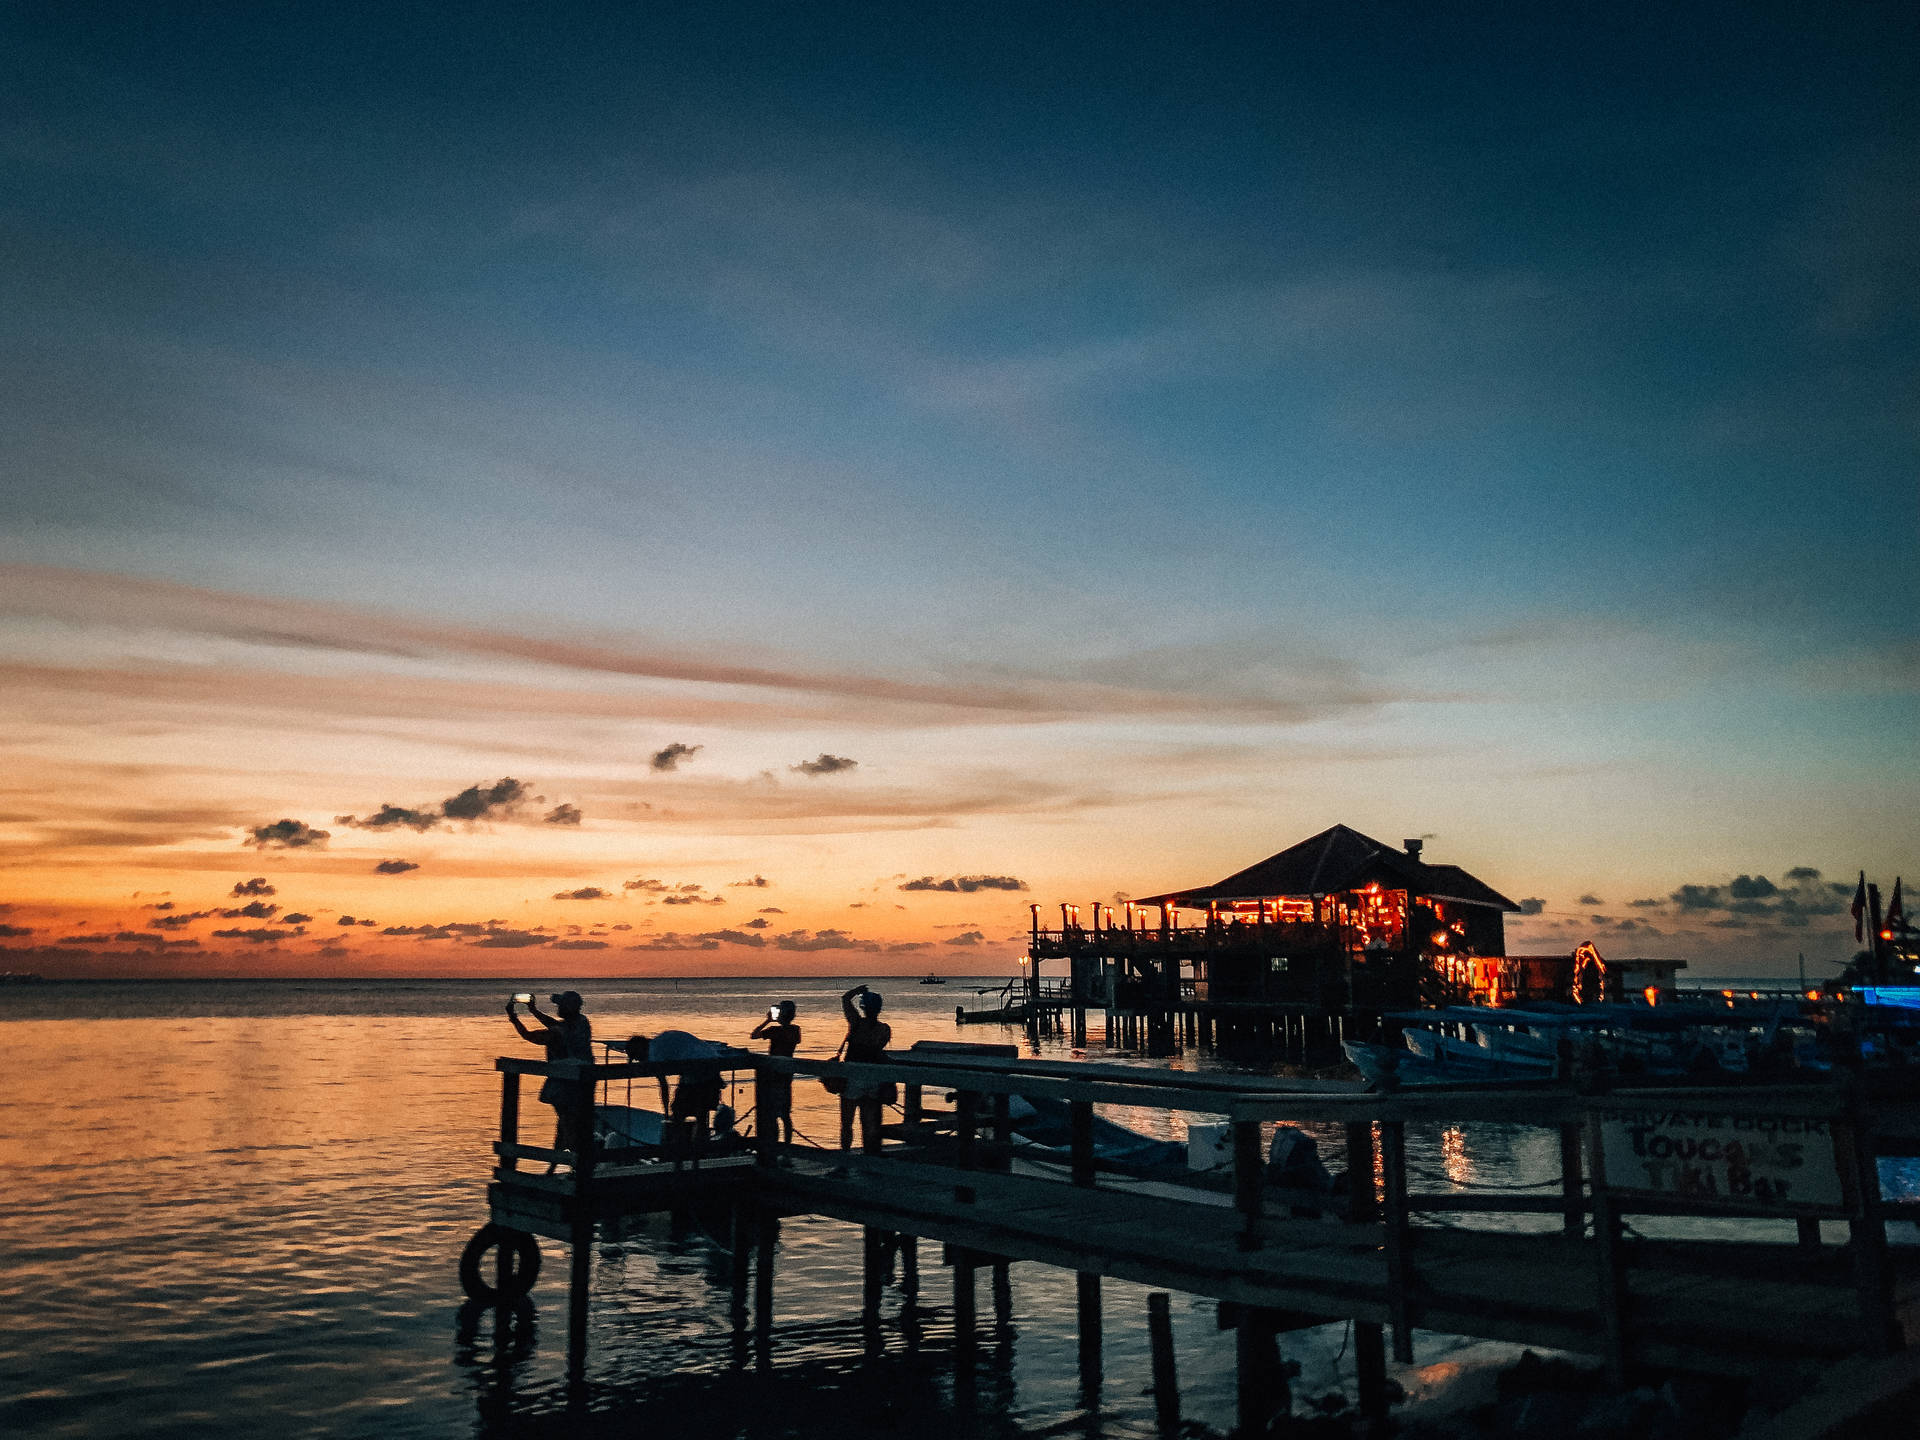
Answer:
750;1001;801;1143
508;990;593;1167
839;985;893;1150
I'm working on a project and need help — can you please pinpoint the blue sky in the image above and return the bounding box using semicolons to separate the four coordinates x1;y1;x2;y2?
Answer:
0;3;1913;975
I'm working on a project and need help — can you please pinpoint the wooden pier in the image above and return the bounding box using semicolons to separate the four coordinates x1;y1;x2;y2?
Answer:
469;1050;1920;1433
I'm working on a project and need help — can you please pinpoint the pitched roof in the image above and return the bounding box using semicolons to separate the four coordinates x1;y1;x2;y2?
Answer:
1135;824;1520;912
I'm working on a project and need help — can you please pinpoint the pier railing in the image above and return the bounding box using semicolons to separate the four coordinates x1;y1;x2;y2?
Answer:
489;1050;1920;1386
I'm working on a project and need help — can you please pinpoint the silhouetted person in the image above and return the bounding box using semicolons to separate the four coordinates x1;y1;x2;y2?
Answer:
508;991;592;1169
840;984;893;1150
751;1000;801;1144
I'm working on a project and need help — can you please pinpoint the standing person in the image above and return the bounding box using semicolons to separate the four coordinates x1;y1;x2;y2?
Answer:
508;991;593;1168
750;1001;801;1144
839;984;893;1150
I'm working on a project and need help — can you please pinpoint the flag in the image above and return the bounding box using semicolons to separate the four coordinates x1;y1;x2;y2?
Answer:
1890;877;1906;934
1853;872;1868;942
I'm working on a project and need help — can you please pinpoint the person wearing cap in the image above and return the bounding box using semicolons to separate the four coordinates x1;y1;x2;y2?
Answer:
508;991;594;1167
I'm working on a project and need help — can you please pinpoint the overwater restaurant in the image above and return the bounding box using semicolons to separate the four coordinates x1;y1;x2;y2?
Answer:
1032;824;1681;1011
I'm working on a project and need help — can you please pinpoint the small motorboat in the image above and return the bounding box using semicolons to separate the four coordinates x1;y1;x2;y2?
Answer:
918;973;947;985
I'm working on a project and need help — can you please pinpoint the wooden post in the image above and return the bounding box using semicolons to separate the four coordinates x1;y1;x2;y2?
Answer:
729;1200;752;1314
1354;1320;1389;1423
754;1209;777;1370
863;1228;885;1317
1236;1306;1283;1438
1379;1120;1414;1362
566;1065;597;1382
1837;1109;1901;1354
1070;1100;1095;1187
903;1082;923;1126
1147;1291;1180;1438
1559;1122;1585;1238
953;1247;977;1363
498;1067;520;1173
1798;1216;1822;1250
955;1090;978;1203
1233;1119;1265;1251
1077;1271;1102;1391
755;1065;777;1168
1584;1118;1628;1388
1345;1121;1378;1222
991;1258;1012;1336
900;1233;919;1299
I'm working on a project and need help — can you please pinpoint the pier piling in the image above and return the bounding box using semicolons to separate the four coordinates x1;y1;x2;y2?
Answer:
1147;1291;1181;1437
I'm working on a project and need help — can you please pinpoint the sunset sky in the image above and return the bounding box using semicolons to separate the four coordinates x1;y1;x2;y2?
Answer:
2;4;1914;979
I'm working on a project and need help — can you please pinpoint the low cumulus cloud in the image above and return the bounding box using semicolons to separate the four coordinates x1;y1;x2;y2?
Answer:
624;877;669;892
1517;898;1546;915
551;939;608;950
697;928;768;947
245;819;329;849
943;930;986;946
337;777;530;831
758;906;785;914
772;928;880;952
730;874;771;888
745;917;771;929
337;915;378;926
230;877;276;898
1536;868;1856;934
651;743;702;772
212;926;305;944
1660;869;1852;929
374;859;420;875
792;753;857;776
553;886;610;901
281;912;312;924
0;923;35;937
151;911;211;930
900;875;1029;894
379;920;557;947
543;804;582;825
218;900;279;920
662;893;725;906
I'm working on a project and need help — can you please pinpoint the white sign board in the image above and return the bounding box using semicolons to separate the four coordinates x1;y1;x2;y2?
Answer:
1598;1107;1844;1211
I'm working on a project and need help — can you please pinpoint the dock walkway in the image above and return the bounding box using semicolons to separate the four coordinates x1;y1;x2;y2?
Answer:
470;1048;1920;1431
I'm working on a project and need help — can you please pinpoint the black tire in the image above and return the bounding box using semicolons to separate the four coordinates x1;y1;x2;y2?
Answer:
459;1223;541;1302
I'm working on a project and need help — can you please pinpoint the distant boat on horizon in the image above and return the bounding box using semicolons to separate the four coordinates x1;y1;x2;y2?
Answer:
918;973;947;985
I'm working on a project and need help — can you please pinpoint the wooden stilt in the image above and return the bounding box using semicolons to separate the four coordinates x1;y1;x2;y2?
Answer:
900;1233;919;1298
953;1247;977;1363
1584;1122;1628;1388
729;1200;752;1313
1147;1291;1180;1438
1354;1320;1388;1422
1559;1122;1585;1238
862;1227;885;1317
1237;1306;1285;1437
1076;1272;1102;1392
754;1209;776;1370
565;1077;596;1383
1379;1120;1414;1363
990;1258;1012;1335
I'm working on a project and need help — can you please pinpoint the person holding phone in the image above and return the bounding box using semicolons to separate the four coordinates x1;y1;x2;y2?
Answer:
749;1001;801;1144
508;990;593;1169
839;985;893;1150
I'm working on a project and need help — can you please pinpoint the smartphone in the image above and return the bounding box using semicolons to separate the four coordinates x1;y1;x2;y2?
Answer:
512;992;534;1005
768;1005;780;1021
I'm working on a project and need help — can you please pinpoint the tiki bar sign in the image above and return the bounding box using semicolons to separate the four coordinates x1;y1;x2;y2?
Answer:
1596;1107;1844;1211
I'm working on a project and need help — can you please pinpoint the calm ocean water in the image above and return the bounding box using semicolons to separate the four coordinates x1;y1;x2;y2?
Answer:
3;977;1899;1438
